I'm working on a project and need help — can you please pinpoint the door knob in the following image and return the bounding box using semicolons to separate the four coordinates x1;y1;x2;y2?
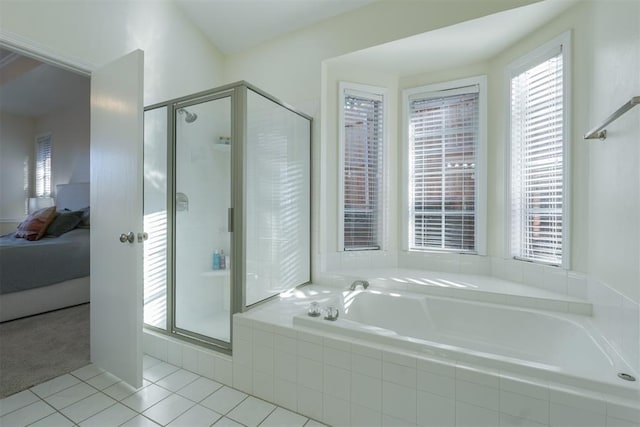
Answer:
119;232;135;243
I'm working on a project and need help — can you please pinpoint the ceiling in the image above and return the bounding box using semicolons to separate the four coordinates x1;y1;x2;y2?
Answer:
0;0;574;117
329;0;577;76
175;0;380;54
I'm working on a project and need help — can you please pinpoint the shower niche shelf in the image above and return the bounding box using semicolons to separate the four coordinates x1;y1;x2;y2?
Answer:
212;143;231;152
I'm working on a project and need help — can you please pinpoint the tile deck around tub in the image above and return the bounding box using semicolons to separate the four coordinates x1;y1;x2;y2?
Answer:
0;356;328;427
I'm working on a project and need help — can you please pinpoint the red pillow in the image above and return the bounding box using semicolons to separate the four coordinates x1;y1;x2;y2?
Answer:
15;206;57;241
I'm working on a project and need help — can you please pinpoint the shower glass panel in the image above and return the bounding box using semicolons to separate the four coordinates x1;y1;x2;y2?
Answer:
174;96;232;343
143;106;168;329
245;89;311;306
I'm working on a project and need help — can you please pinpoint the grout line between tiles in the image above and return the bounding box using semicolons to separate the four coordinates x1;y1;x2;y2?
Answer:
5;358;324;427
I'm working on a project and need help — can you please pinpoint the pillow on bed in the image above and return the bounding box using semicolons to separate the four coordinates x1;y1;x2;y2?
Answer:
77;206;90;228
46;210;84;236
15;206;57;241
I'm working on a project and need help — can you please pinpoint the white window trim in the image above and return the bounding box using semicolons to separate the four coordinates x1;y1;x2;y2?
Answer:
35;132;53;198
505;31;572;269
338;81;388;252
401;75;488;255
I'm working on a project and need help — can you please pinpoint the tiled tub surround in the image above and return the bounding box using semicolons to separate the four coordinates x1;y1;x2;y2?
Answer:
316;268;593;315
316;267;640;376
233;285;640;427
294;288;634;396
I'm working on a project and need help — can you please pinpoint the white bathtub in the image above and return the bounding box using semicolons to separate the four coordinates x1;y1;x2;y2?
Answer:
293;287;639;397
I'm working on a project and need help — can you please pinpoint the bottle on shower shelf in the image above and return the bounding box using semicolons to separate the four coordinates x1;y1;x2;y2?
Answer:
213;250;220;270
220;249;226;269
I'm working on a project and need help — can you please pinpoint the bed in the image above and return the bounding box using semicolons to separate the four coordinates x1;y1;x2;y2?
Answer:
0;183;90;322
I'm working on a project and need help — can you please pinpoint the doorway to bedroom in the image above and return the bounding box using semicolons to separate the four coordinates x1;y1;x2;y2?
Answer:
0;46;91;397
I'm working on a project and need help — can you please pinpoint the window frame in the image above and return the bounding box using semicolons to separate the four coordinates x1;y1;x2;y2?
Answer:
338;81;387;252
505;31;572;269
402;75;487;255
35;133;52;198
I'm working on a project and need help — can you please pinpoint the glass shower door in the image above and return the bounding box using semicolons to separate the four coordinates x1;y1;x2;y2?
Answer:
174;95;232;345
245;88;311;306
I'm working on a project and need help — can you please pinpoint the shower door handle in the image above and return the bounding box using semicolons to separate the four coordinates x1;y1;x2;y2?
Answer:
228;208;234;233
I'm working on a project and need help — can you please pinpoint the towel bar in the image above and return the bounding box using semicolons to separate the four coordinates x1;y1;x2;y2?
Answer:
584;96;640;140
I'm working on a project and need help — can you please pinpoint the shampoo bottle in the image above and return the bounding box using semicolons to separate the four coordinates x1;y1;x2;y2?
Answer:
213;251;220;270
220;250;226;269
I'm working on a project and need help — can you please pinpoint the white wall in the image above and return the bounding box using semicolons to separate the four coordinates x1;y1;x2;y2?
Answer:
223;0;538;106
35;100;91;193
0;0;225;105
0;77;89;233
0;112;34;229
586;0;639;303
222;0;540;282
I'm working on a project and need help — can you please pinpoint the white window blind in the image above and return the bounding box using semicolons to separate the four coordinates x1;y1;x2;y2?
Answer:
510;48;565;265
35;134;52;197
408;87;479;252
342;88;383;250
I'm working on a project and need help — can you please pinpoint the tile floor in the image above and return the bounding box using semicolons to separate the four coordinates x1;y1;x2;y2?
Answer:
0;355;328;427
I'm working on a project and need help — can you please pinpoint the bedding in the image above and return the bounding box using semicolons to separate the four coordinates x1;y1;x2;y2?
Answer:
0;228;90;294
46;210;84;236
0;183;91;321
14;206;57;240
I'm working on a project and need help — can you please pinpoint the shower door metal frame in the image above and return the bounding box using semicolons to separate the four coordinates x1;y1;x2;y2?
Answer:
170;89;236;352
142;81;312;355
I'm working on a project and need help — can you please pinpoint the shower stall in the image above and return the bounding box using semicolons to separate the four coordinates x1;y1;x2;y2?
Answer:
142;82;311;352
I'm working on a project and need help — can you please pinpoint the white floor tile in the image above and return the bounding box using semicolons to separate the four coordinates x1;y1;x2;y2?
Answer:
143;355;163;370
79;402;138;427
143;393;195;426
121;414;162;427
85;371;121;390
71;364;105;381
44;382;97;410
0;400;55;427
260;407;308;427
30;374;80;398
176;377;223;403
156;369;199;392
143;362;180;383
29;412;76;427
102;381;144;401
60;392;117;423
7;355;326;427
227;396;275;427
167;404;223;427
213;417;245;427
200;386;247;415
0;390;39;416
121;384;173;412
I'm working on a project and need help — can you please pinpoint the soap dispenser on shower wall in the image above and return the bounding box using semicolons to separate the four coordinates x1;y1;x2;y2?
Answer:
213;251;220;270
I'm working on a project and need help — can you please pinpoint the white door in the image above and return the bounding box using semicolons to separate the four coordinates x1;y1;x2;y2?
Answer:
90;50;144;388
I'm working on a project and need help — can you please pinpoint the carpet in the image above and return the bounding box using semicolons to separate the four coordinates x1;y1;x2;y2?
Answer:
0;303;90;398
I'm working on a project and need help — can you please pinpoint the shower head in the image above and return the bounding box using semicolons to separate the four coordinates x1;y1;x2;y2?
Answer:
178;108;198;123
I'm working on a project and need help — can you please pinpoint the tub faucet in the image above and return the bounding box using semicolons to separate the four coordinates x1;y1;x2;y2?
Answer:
350;280;369;291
